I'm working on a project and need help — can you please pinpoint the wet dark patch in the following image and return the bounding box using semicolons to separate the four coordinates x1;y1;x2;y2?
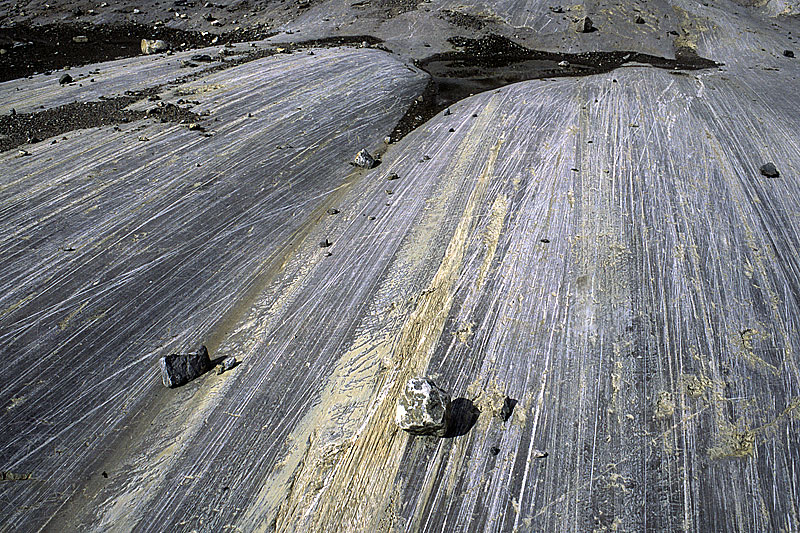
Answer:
423;34;719;109
389;34;719;141
0;22;277;82
0;98;200;152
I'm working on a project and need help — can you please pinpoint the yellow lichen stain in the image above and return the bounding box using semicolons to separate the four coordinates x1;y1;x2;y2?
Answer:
654;391;675;419
469;378;507;418
671;6;712;51
59;302;88;330
477;194;508;289
0;293;35;320
250;127;508;532
6;396;26;411
709;426;755;459
731;326;781;376
455;321;474;344
683;373;712;398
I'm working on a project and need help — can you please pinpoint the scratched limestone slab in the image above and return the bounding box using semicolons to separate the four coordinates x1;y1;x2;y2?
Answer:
35;61;800;532
0;46;427;531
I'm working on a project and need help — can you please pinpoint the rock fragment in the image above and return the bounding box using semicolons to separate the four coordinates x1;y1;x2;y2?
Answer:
635;15;645;24
352;149;377;168
784;49;794;58
575;16;594;33
326;208;340;215
396;377;451;437
160;345;212;388
319;238;332;248
191;54;214;62
498;396;517;422
558;60;570;67
72;35;89;43
760;162;779;177
141;39;170;54
216;356;237;374
59;73;73;84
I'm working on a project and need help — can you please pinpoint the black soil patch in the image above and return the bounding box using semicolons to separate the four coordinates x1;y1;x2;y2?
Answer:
0;22;276;82
0;98;200;152
389;34;720;141
422;34;719;109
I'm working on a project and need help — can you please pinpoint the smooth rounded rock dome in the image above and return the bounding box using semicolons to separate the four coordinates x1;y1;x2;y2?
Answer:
396;377;451;437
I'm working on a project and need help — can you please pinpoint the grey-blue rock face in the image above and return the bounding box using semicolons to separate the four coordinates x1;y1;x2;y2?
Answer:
396;377;451;437
160;346;211;388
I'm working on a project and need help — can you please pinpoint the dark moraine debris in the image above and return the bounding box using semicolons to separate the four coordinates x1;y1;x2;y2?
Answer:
417;34;719;114
59;73;73;85
760;162;780;177
396;377;452;436
160;345;212;388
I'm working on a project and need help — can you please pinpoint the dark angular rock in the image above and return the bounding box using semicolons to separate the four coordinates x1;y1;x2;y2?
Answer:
499;396;517;422
576;16;594;33
59;73;73;85
387;173;399;180
396;377;451;436
635;15;645;24
490;446;501;455
326;208;340;215
760;162;779;178
319;238;332;247
160;345;211;388
784;50;795;58
191;54;214;62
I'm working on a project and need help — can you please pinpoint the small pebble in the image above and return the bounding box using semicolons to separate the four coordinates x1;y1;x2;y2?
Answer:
760;162;780;177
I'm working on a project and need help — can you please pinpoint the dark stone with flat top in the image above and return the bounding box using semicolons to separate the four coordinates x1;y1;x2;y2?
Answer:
160;346;211;388
760;163;779;178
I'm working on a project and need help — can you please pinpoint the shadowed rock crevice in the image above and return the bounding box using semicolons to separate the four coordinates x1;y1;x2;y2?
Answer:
444;398;480;438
